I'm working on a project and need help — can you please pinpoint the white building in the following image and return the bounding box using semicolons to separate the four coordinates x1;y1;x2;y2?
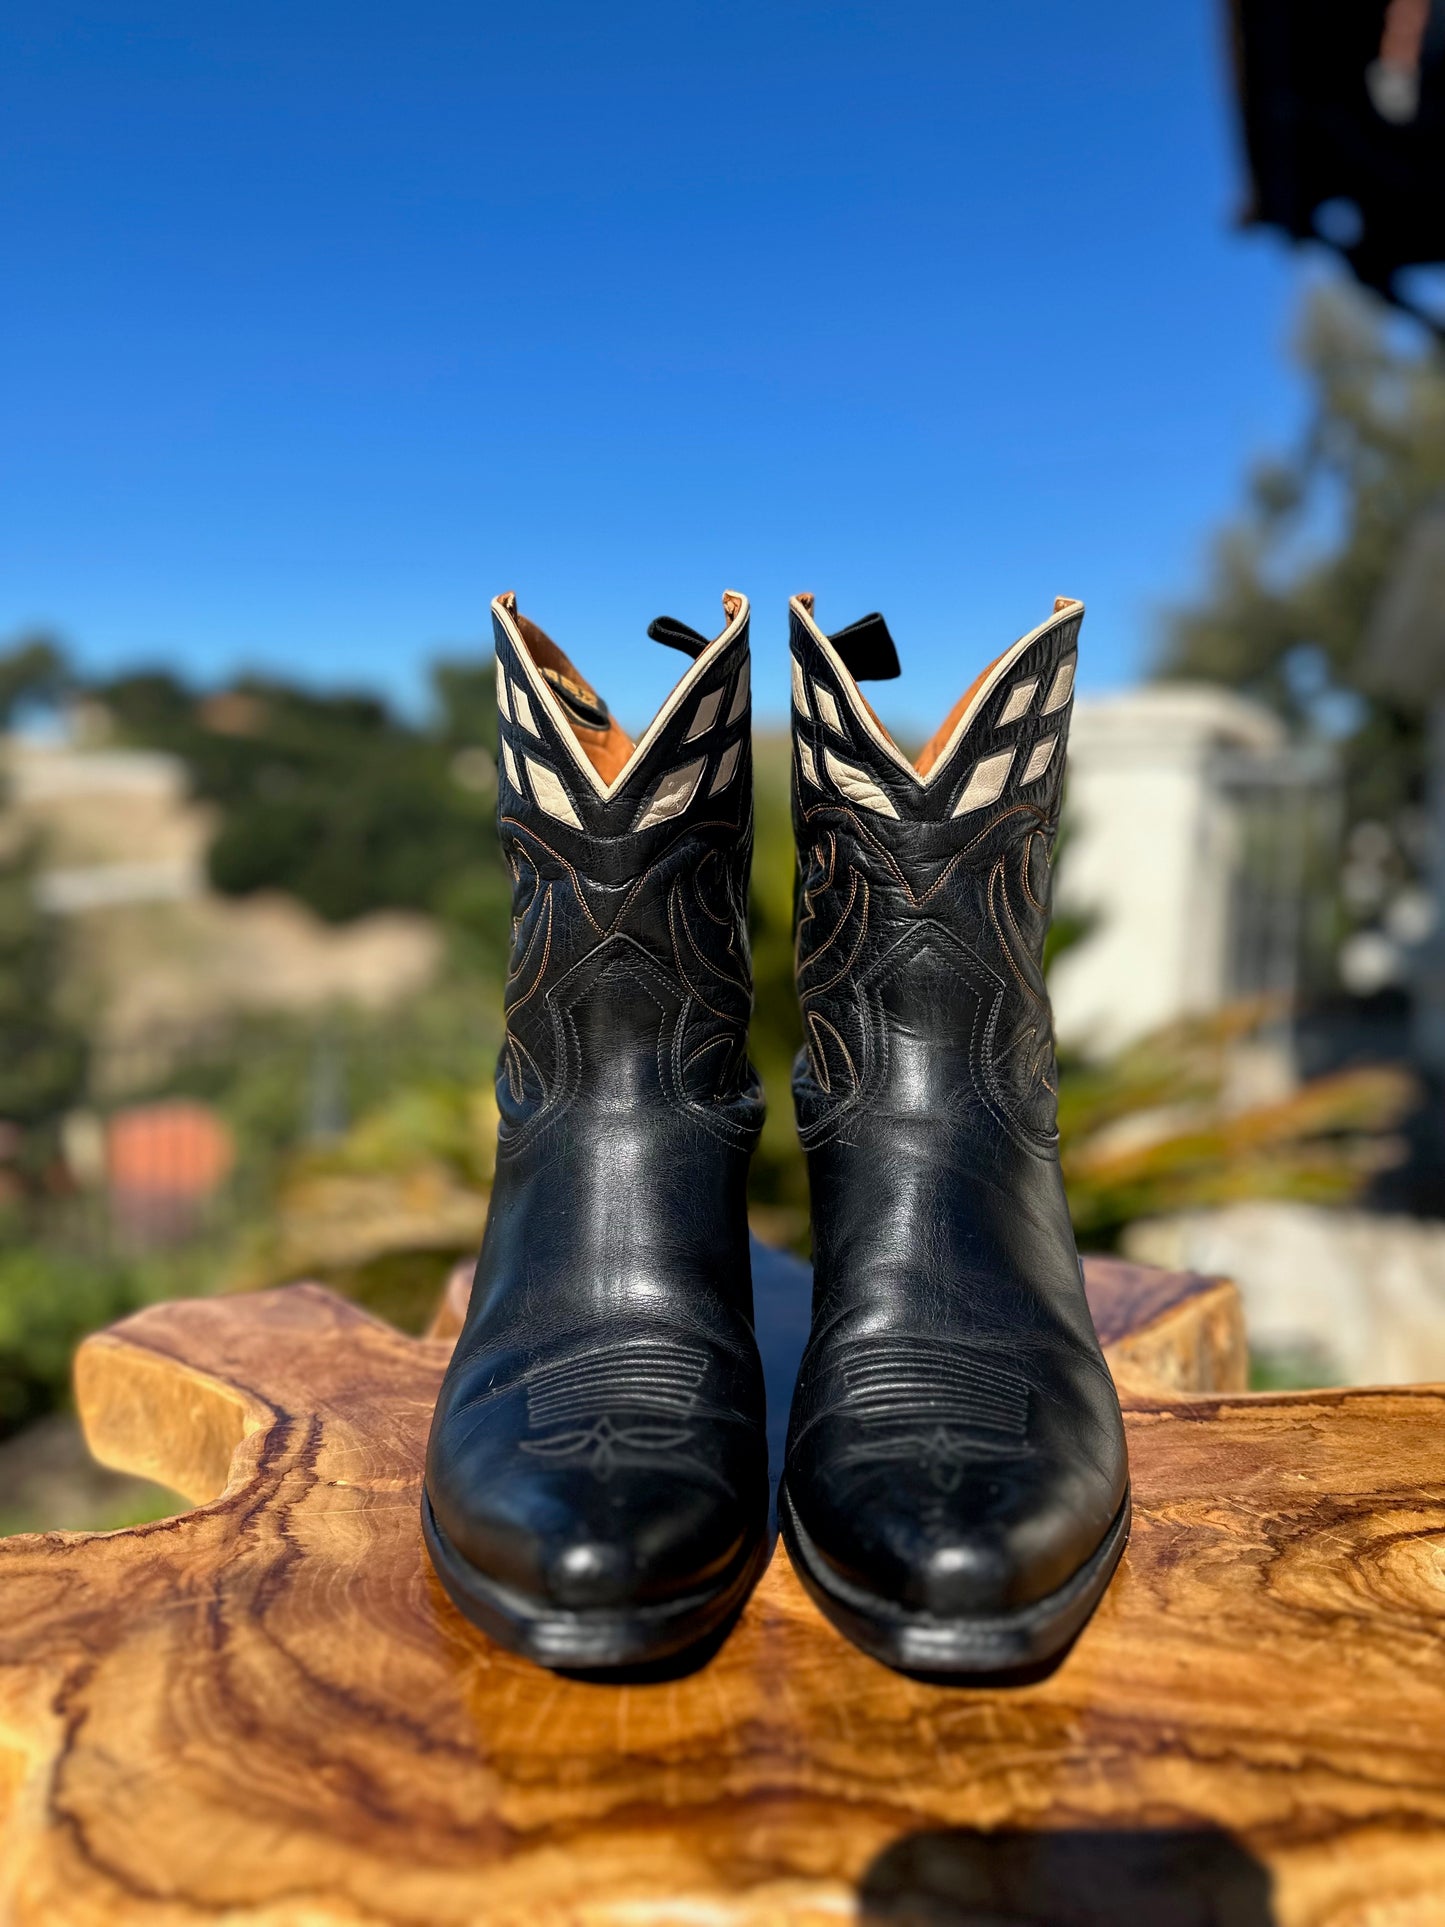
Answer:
1051;684;1331;1056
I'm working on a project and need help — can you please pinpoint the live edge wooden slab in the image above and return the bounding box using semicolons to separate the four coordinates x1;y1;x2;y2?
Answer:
0;1254;1442;1926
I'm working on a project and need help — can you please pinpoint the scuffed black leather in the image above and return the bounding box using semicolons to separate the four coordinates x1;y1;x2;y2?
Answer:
782;598;1128;1623
424;596;769;1632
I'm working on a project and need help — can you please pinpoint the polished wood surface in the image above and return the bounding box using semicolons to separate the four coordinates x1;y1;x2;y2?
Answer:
0;1251;1441;1924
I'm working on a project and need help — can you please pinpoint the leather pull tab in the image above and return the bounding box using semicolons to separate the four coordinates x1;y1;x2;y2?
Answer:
827;612;901;682
647;615;710;660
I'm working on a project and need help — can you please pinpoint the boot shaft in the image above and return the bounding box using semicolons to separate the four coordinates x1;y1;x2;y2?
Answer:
490;592;761;1150
787;593;1081;1152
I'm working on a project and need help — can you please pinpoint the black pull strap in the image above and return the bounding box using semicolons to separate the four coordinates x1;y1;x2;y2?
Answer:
828;611;901;681
647;615;710;660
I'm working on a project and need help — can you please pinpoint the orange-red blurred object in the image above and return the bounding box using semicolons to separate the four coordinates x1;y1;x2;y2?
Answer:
107;1101;235;1199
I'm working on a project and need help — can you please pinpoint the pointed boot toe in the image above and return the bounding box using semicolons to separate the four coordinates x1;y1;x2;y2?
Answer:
779;594;1129;1679
786;1417;1125;1627
427;1343;764;1626
423;591;770;1674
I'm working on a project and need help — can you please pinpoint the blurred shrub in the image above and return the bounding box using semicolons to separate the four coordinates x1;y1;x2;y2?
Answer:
0;839;87;1149
0;1242;224;1437
92;657;511;947
0;1246;136;1432
225;1077;499;1331
1160;283;1445;948
1059;1003;1414;1247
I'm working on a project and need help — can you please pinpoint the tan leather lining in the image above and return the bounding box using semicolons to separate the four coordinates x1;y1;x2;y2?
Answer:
899;598;1081;777
913;648;1009;778
795;591;1081;785
511;612;636;784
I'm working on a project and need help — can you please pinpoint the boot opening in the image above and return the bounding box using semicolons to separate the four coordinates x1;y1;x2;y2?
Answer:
917;596;1081;774
914;648;1012;777
795;593;1081;781
500;592;748;790
504;606;637;785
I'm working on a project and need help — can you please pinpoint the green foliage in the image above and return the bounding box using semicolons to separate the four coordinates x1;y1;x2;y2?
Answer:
1159;283;1445;873
95;658;509;942
0;635;68;729
0;1239;227;1438
1058;1005;1414;1248
0;644;89;1144
431;657;500;747
0;1246;140;1432
0;843;87;1135
296;1079;497;1189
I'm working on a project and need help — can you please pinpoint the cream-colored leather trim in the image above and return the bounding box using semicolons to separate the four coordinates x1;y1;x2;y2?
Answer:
708;740;741;795
952;747;1015;817
824;747;901;819
492;589;750;804
496;660;512;723
525;756;584;829
1041;657;1076;714
501;739;522;791
790;654;811;717
634;756;706;832
813;682;845;736
997;677;1039;727
789;595;1084;791
511;682;538;735
1021;735;1058;784
798;739;820;788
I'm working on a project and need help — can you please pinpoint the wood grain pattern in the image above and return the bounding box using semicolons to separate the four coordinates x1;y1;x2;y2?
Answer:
0;1254;1439;1925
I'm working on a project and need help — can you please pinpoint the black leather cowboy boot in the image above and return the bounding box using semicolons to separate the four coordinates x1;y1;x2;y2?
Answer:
779;592;1129;1677
423;590;770;1671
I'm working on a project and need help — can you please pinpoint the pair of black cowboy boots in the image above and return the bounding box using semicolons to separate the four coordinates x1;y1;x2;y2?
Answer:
422;589;1129;1678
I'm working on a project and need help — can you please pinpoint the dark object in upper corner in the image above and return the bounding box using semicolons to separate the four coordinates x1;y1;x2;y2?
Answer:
1229;0;1445;334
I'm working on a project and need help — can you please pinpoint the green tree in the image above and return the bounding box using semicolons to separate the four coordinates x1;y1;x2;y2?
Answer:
0;633;68;728
1159;284;1445;886
96;658;510;948
0;639;88;1148
0;837;87;1139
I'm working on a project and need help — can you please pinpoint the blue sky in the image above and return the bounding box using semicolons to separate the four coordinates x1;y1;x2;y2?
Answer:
3;1;1320;732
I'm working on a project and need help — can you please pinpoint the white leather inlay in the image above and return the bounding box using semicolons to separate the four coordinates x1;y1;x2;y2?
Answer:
726;655;750;726
1022;735;1058;784
634;757;706;832
495;661;512;723
814;683;845;736
797;740;820;788
524;756;583;829
684;687;724;742
493;589;749;804
951;747;1015;816
501;739;522;791
791;655;811;717
997;677;1038;726
511;682;538;734
708;740;741;795
824;747;900;819
1041;658;1075;714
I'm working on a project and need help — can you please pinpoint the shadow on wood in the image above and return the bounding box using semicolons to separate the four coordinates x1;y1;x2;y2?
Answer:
0;1249;1439;1923
858;1825;1276;1925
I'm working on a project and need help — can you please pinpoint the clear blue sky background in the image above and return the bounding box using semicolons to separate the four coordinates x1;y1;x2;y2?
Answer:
3;1;1323;732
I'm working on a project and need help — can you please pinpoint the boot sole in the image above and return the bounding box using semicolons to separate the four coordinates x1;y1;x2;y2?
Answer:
421;1487;771;1674
778;1479;1131;1679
